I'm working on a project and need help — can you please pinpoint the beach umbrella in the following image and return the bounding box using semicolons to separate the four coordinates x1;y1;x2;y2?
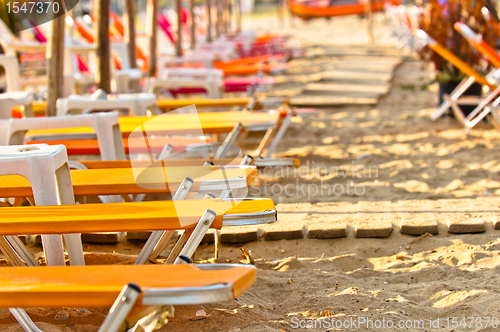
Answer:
46;0;65;116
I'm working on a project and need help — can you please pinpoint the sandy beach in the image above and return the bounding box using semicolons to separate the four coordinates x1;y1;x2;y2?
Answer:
2;11;500;332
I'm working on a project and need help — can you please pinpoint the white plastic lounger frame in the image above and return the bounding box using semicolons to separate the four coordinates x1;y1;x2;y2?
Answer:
0;113;125;160
56;93;159;117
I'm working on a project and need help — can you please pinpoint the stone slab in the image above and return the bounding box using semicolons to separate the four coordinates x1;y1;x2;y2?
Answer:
81;232;120;244
261;213;307;241
290;96;378;106
307;222;348;239
355;201;394;238
305;83;390;94
448;218;486;234
321;70;393;82
220;226;259;243
126;231;152;241
399;220;439;235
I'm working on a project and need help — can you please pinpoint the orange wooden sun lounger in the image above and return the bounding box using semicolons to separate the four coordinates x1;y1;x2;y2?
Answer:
25;110;282;138
0;198;276;235
0;165;257;197
76;157;301;169
11;98;259;117
0;263;255;331
0;264;255;308
25;136;212;155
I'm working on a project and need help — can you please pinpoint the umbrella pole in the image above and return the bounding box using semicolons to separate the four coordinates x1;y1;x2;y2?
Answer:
190;0;196;49
124;0;137;69
175;0;183;56
235;0;241;32
46;0;65;116
95;0;112;93
147;0;158;76
206;0;213;42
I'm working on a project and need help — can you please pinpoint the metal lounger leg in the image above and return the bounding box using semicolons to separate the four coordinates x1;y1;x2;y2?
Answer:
9;308;42;332
5;236;37;266
173;210;216;264
165;232;188;264
157;144;173;160
0;237;27;267
431;76;476;121
215;123;242;159
464;86;500;127
149;192;215;259
265;108;294;158
97;284;142;332
134;178;193;264
239;155;254;165
214;230;221;259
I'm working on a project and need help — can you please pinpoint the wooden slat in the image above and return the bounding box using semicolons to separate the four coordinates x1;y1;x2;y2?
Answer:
0;166;256;197
0;264;256;308
11;98;256;117
0;198;276;235
25;136;212;155
25;111;280;138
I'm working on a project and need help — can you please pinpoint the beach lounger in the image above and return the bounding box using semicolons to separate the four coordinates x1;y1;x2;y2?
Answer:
453;22;500;128
75;157;301;168
0;194;276;267
0;165;256;199
10;97;258;117
0;112;213;161
0;263;256;332
24;108;292;160
415;30;499;125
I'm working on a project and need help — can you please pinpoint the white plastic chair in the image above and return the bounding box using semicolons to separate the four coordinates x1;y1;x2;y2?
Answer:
0;144;84;266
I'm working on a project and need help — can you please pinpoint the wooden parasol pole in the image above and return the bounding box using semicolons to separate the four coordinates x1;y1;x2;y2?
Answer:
206;0;213;42
235;0;241;32
175;0;183;56
190;0;196;49
95;0;112;92
147;0;158;76
222;0;230;33
366;0;374;45
123;0;137;69
46;0;65;116
215;0;222;37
